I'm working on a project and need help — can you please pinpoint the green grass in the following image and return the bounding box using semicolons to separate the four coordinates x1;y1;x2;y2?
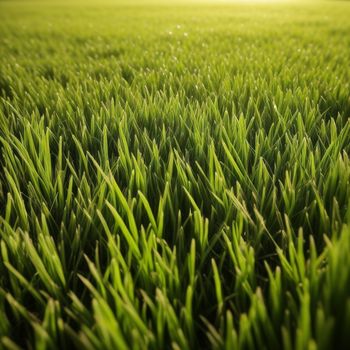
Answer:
0;0;350;349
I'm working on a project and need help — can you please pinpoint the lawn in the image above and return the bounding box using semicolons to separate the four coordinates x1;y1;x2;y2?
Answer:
0;0;350;349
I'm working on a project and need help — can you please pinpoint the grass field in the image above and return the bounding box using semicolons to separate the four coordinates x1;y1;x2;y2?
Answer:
1;0;350;349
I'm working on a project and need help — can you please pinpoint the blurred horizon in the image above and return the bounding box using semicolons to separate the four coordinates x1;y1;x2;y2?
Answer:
1;0;347;5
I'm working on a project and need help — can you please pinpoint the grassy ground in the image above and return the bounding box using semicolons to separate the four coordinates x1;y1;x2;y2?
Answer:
1;1;350;349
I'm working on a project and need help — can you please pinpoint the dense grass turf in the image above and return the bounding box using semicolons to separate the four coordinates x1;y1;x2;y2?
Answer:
1;0;350;349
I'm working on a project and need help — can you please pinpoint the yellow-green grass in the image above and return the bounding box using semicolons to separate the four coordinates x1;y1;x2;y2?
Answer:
0;1;350;349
